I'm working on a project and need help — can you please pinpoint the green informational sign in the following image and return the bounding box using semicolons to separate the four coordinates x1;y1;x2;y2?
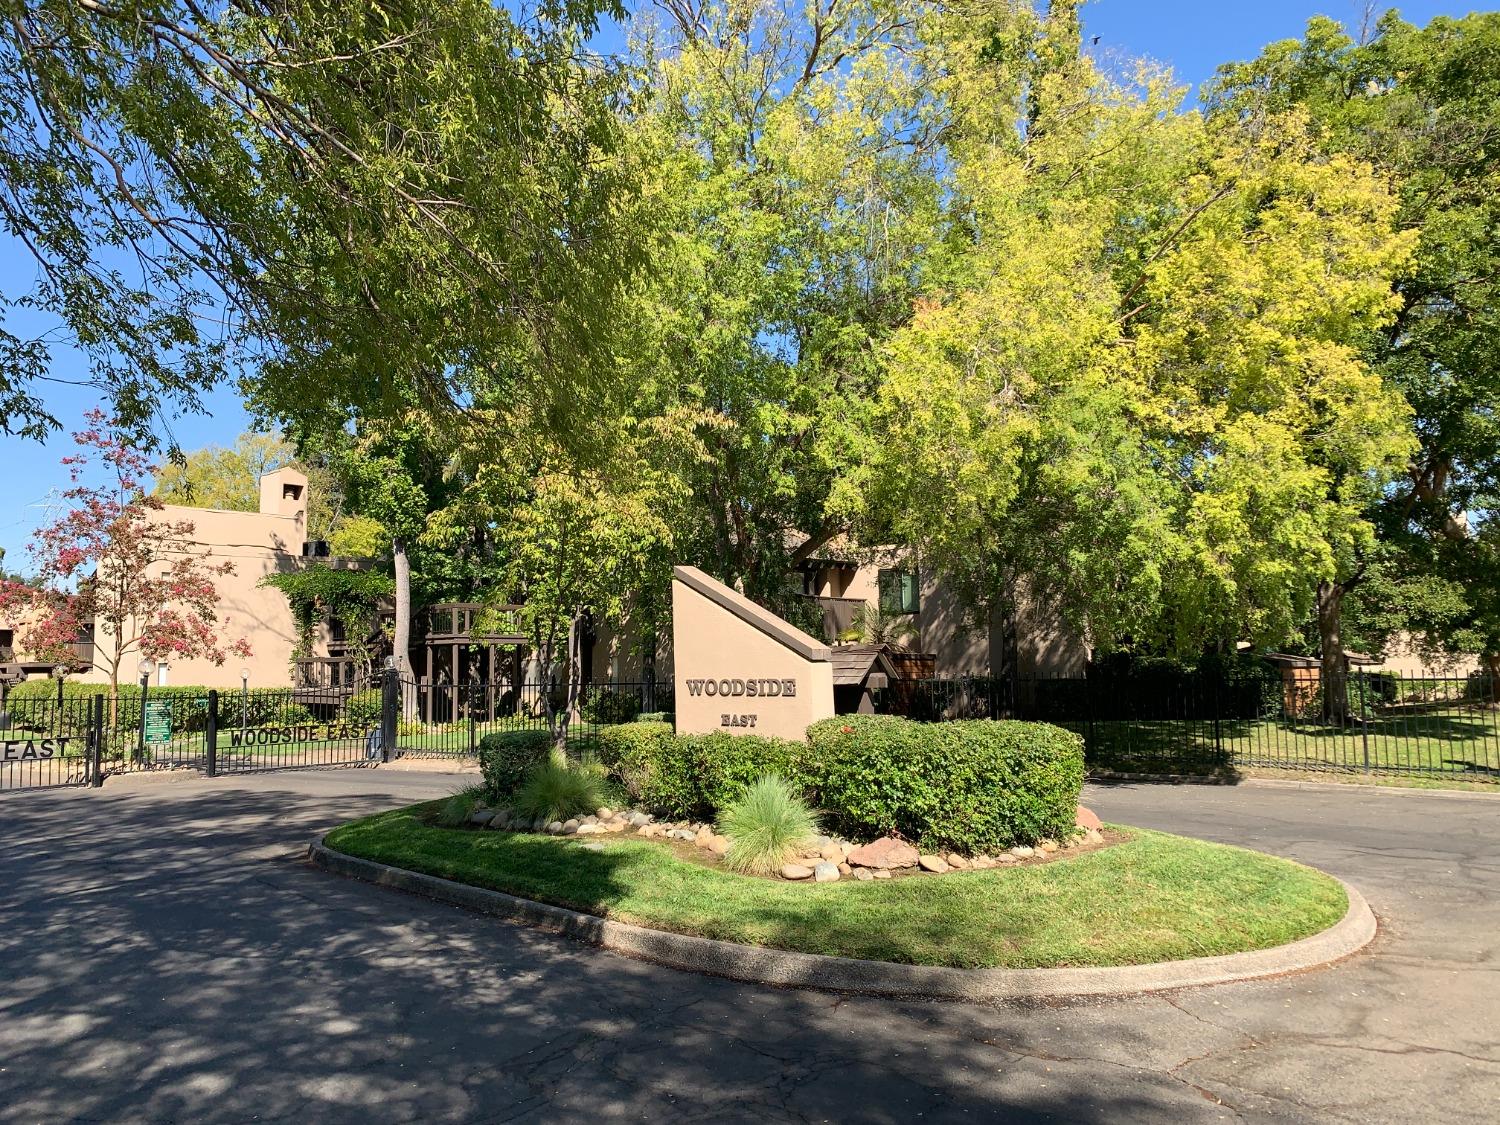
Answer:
144;700;172;744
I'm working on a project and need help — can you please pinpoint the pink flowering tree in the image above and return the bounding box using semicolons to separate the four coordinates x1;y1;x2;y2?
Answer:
0;411;251;719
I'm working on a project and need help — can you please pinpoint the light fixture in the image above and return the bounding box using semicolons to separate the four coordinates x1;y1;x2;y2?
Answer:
138;657;154;679
52;664;66;679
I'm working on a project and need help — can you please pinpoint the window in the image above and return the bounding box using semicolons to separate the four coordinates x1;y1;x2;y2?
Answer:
878;569;920;616
156;663;169;687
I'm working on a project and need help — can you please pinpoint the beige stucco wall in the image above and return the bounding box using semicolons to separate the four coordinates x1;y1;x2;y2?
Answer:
1364;633;1480;679
65;468;345;690
673;567;833;741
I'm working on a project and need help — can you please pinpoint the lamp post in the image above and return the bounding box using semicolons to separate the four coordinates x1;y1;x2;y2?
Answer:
240;667;249;731
136;657;153;762
52;663;66;714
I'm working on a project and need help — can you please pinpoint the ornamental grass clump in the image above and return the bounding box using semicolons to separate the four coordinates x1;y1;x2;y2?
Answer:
513;761;606;824
435;785;486;828
719;775;820;876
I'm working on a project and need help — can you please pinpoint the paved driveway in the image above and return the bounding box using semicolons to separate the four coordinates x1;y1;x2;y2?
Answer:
0;771;1496;1123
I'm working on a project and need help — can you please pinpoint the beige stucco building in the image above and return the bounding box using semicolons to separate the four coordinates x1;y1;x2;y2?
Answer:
45;468;327;690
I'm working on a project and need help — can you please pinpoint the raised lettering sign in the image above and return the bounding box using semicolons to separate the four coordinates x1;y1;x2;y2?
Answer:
0;737;67;761
686;677;796;699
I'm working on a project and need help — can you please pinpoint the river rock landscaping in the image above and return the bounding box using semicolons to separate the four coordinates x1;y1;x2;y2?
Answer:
457;799;1108;882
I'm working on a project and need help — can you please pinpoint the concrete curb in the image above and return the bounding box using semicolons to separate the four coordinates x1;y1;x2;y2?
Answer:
307;839;1377;1002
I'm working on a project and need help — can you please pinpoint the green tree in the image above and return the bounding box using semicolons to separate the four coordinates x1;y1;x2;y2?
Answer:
1211;11;1500;685
2;0;641;450
621;0;945;608
855;2;1416;718
153;433;295;512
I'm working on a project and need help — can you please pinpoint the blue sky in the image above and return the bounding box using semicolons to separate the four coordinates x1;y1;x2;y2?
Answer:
0;1;1481;569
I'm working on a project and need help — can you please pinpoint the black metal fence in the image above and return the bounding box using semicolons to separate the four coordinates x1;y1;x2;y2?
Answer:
392;677;672;758
0;693;103;791
883;669;1500;782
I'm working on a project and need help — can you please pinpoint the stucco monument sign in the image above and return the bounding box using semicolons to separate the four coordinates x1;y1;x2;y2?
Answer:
671;565;834;740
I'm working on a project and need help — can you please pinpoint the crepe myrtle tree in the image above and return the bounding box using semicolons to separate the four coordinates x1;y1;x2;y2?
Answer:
0;411;251;721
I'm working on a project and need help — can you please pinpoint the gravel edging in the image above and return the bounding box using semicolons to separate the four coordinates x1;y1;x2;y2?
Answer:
306;839;1376;1001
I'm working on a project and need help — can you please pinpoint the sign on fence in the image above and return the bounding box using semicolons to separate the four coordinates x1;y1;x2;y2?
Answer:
144;701;172;745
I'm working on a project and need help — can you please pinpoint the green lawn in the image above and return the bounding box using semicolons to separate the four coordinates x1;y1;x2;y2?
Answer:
1077;706;1500;780
324;805;1348;969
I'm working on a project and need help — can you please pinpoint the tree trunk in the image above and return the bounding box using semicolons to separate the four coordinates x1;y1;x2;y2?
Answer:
391;535;416;717
1316;580;1349;725
1483;651;1500;709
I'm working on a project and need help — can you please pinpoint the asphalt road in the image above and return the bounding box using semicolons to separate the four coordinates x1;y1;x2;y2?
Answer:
0;770;1496;1123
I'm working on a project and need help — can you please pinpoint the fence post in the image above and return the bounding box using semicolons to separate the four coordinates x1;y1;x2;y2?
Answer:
136;677;149;763
380;665;398;764
467;681;477;757
205;689;218;778
1212;675;1223;760
1358;670;1371;773
90;693;105;787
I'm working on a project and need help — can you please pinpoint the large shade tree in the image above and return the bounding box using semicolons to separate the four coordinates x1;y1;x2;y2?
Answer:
851;1;1417;717
2;0;642;449
1211;12;1500;685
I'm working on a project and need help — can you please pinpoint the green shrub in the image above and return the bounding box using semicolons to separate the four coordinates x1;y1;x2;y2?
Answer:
808;716;1084;853
595;721;691;811
434;785;487;827
579;689;642;725
344;689;383;726
512;761;606;823
635;711;673;724
594;723;812;819
477;729;555;801
718;775;821;875
692;732;817;814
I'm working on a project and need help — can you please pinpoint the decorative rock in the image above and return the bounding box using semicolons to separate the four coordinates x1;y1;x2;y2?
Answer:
487;813;509;829
1076;805;1103;832
597;807;613;820
576;823;602;835
918;854;950;873
971;856;995;869
994;853;1019;864
818;843;843;863
1085;828;1104;845
852;867;874;881
582;815;598;825
837;862;851;875
946;853;970;870
813;862;840;883
709;835;731;855
1039;839;1059;854
628;812;652;827
1009;845;1035;859
781;863;814;881
606;821;626;833
871;869;892;879
846;838;920;870
468;810;493;826
531;817;547;833
544;821;562;834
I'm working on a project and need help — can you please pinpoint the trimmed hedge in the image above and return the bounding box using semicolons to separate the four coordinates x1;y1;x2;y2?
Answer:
595;723;814;820
808;716;1084;853
344;689;383;726
4;679;313;735
596;715;1084;853
477;729;555;802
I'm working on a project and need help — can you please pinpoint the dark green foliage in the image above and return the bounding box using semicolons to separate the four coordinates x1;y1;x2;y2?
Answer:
691;732;818;816
808;716;1085;853
579;689;642;726
7;680;316;736
512;762;606;823
594;722;693;813
477;729;555;801
596;722;814;819
344;689;383;726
